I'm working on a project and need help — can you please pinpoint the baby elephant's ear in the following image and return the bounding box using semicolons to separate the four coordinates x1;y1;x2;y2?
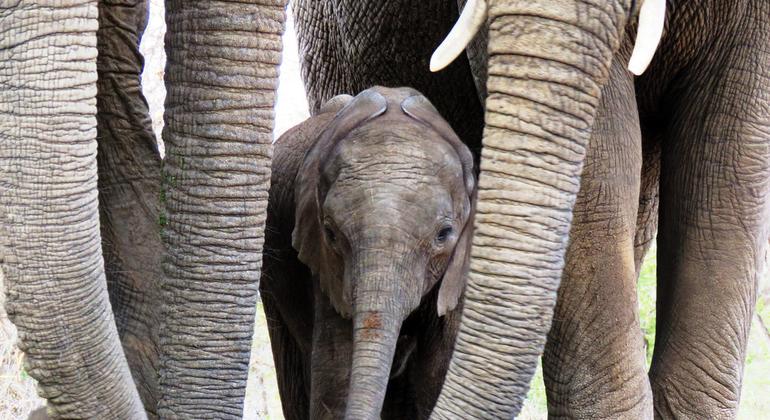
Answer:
292;89;388;317
437;188;477;317
401;93;476;316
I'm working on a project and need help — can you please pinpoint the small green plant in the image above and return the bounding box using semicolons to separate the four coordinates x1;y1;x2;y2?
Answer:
161;166;177;189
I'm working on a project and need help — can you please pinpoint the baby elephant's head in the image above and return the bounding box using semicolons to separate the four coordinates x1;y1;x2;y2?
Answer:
293;87;475;418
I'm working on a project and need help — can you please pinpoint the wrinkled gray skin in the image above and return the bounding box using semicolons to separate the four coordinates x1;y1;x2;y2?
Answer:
261;87;475;420
2;0;286;418
4;0;769;419
293;0;770;419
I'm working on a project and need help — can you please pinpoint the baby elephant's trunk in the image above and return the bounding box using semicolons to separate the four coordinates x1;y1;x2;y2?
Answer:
344;264;412;420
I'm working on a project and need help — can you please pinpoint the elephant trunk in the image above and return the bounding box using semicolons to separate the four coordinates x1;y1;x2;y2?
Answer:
1;2;145;418
95;0;164;415
344;257;413;420
344;305;402;420
431;0;634;418
158;1;287;418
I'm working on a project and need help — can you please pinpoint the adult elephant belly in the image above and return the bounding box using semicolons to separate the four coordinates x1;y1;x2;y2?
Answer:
293;0;484;157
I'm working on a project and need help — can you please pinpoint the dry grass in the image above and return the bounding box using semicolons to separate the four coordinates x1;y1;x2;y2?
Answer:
244;302;284;420
0;272;45;420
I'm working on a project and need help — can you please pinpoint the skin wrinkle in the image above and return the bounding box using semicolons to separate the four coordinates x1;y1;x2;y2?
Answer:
294;0;484;156
311;2;764;414
9;0;766;418
432;1;632;418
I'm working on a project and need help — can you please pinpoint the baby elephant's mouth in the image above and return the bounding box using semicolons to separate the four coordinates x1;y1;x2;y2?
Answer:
391;334;418;379
389;304;427;379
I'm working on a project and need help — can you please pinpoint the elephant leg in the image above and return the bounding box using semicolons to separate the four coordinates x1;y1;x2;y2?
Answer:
260;292;311;420
95;0;163;414
1;2;145;417
542;41;653;418
310;285;353;420
259;237;314;419
401;294;463;420
293;0;484;154
650;24;770;419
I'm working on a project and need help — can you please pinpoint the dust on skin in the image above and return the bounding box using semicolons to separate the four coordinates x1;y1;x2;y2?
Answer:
360;312;383;340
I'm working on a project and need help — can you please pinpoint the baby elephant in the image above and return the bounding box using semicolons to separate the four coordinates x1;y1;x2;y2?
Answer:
260;86;475;420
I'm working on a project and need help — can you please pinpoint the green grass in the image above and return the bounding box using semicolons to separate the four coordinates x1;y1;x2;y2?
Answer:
637;249;658;366
520;245;770;419
740;290;770;419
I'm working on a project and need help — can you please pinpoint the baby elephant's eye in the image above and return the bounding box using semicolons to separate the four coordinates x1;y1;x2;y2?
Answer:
435;226;454;244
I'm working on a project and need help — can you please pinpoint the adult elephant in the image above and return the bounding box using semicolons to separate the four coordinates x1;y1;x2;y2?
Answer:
3;0;768;419
293;0;770;419
2;0;286;418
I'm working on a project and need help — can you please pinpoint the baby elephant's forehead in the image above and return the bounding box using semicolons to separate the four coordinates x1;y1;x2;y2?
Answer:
327;119;463;176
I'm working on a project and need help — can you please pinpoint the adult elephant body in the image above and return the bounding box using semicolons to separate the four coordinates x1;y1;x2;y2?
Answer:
293;0;770;418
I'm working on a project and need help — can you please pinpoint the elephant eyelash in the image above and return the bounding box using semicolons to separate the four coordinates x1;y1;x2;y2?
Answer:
435;226;454;243
433;223;455;248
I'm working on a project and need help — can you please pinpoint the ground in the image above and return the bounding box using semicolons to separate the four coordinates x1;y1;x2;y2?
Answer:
1;2;768;419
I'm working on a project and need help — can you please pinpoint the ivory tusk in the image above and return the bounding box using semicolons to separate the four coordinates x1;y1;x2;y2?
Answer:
628;0;667;76
430;0;488;72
